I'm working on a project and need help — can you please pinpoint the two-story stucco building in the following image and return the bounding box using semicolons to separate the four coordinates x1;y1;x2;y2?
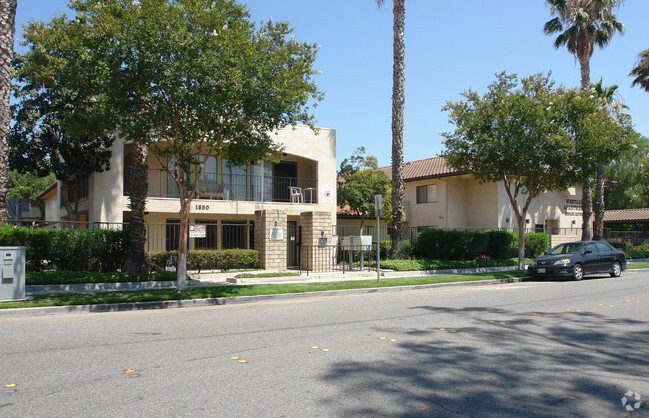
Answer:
338;156;583;246
40;125;337;270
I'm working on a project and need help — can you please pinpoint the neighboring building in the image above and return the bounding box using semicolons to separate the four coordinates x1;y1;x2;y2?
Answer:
7;198;43;225
39;125;337;270
337;156;583;246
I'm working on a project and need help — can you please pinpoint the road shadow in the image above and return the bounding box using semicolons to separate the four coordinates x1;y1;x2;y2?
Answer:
320;304;649;417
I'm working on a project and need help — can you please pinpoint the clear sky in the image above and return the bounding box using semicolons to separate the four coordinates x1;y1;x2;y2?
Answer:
15;0;649;169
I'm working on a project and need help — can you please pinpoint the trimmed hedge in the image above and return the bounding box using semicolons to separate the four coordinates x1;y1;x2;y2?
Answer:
0;225;127;272
147;249;259;272
413;228;548;260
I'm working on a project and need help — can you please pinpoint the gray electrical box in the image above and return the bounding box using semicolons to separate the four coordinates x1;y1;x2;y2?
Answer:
0;246;26;302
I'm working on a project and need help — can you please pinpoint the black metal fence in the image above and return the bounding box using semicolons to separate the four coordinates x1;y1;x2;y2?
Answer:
125;168;318;203
298;244;378;275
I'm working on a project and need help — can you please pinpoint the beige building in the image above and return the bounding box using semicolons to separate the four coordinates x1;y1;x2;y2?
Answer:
338;157;583;246
40;125;337;270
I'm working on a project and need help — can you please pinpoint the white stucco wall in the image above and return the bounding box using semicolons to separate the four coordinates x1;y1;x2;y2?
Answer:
80;124;337;225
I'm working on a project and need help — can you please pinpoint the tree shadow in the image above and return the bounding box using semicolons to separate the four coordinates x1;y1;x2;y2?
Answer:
320;304;649;416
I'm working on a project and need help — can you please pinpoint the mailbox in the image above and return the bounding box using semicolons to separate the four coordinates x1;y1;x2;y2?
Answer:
0;247;26;302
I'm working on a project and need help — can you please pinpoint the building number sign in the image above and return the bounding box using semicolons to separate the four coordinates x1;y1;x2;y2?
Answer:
195;204;210;211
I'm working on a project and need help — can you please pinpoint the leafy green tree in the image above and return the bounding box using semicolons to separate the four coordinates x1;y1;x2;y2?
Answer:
605;132;649;209
46;0;321;291
337;147;391;234
442;72;624;270
544;0;625;240
0;0;17;223
589;78;628;239
376;0;406;258
7;170;56;218
11;17;116;225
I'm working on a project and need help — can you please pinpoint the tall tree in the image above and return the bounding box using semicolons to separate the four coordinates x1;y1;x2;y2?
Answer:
58;0;322;291
376;0;406;258
0;0;17;224
590;78;627;239
12;17;115;225
442;72;626;270
630;48;649;92
337;147;391;234
544;0;625;241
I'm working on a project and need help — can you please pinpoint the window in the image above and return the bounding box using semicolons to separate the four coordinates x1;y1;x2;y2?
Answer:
221;158;248;201
194;220;218;250
222;221;248;249
416;184;437;204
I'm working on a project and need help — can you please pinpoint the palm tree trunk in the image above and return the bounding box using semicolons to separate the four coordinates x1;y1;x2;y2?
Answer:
578;52;594;241
389;0;405;258
0;0;17;224
124;143;149;273
592;163;605;240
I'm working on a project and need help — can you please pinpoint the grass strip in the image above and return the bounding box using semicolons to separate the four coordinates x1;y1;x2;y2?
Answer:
1;271;524;309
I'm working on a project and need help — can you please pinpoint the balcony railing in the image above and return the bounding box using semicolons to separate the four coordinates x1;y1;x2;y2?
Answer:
124;168;318;203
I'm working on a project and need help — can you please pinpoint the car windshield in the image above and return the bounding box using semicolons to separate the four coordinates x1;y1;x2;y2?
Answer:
546;243;584;255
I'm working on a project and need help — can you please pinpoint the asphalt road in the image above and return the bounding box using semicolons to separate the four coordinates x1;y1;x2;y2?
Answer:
1;271;649;417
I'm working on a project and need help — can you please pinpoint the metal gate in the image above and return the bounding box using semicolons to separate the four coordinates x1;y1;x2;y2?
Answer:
287;223;301;268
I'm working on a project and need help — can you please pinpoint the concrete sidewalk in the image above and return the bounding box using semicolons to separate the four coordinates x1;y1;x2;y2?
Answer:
25;266;520;295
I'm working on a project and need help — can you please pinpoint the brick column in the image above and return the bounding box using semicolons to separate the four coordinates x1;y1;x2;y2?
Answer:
254;209;288;271
299;211;333;271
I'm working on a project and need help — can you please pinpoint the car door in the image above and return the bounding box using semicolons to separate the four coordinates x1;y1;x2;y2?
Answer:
595;242;614;272
581;243;600;273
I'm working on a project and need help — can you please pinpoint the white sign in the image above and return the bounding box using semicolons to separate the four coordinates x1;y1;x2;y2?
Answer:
269;227;284;241
189;224;206;238
322;184;334;204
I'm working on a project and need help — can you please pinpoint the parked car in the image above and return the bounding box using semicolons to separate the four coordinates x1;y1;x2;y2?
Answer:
528;241;626;281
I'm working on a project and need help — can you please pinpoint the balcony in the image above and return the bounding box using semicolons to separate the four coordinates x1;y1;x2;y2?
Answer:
124;168;318;203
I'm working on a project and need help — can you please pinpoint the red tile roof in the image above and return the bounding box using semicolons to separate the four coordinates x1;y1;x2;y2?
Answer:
379;156;459;181
604;208;649;223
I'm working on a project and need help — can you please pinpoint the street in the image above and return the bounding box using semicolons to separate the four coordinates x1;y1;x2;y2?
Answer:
1;271;649;417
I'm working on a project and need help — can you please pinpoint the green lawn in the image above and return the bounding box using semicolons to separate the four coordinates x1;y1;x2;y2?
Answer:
1;271;524;310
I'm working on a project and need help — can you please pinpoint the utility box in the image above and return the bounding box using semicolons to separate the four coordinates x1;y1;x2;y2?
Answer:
0;247;26;302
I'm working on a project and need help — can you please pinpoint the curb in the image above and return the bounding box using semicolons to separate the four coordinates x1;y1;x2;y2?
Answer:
0;277;524;317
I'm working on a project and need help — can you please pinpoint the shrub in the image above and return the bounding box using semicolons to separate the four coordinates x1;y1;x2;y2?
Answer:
0;225;126;272
524;233;549;258
485;230;517;259
147;249;259;272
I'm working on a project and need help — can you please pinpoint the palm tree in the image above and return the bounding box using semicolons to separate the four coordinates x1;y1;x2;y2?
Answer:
123;143;149;274
0;0;17;224
376;0;406;257
591;78;626;240
630;49;649;92
544;0;625;241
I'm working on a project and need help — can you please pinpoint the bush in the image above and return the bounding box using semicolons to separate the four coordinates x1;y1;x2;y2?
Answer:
147;249;259;272
0;225;127;272
413;228;549;261
524;233;549;258
485;230;517;259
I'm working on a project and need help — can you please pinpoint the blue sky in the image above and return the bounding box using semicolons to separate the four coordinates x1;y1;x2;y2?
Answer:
15;0;649;168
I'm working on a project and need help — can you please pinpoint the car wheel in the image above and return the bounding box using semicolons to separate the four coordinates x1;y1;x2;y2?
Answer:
573;264;584;281
610;261;622;278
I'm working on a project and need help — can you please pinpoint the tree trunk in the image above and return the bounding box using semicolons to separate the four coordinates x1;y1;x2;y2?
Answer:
578;52;594;241
177;198;190;292
592;163;605;241
389;0;405;259
579;52;591;91
0;0;17;224
517;217;526;271
124;143;149;274
581;182;593;241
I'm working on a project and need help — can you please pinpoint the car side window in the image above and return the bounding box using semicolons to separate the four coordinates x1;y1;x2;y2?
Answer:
584;243;597;253
595;242;610;252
